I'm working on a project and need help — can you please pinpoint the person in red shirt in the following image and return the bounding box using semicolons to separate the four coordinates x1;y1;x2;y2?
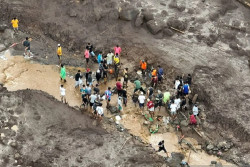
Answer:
114;44;122;56
151;75;158;88
147;99;155;118
116;79;123;96
189;114;197;125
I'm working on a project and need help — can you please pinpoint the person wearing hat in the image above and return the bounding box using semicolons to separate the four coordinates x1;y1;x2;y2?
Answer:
57;44;62;65
147;98;155;118
155;90;163;111
138;92;146;113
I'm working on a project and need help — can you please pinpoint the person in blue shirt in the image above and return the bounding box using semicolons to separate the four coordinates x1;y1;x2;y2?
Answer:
97;52;103;64
157;65;164;83
183;82;190;95
105;87;112;108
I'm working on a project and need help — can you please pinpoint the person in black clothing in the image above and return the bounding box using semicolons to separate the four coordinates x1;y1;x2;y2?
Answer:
147;87;154;99
103;63;108;84
96;69;101;84
177;85;183;97
122;88;127;107
123;68;129;88
75;70;82;88
23;37;32;58
155;90;163;111
93;84;100;99
80;93;88;110
186;74;192;85
85;69;90;85
158;140;169;157
132;92;139;107
86;43;94;56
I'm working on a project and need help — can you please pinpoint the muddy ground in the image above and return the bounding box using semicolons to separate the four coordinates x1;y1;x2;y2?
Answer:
0;0;250;166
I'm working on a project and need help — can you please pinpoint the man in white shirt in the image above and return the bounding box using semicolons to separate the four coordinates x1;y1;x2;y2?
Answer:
174;96;181;110
170;102;177;120
107;51;114;67
192;104;199;116
96;103;104;121
138;92;146;113
60;85;66;104
90;93;97;107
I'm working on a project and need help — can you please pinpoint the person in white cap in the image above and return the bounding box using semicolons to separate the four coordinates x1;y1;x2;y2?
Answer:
138;92;146;113
147;98;155;118
57;44;62;65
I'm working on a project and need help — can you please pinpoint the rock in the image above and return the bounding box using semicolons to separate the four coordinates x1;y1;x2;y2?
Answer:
211;161;217;164
206;144;214;150
108;9;119;20
0;24;7;31
146;20;162;35
180;120;189;126
68;9;77;17
163;28;175;37
217;141;227;149
142;11;154;22
134;14;144;27
167;18;187;31
76;156;82;163
215;162;223;167
0;44;6;52
10;141;18;148
119;8;139;21
229;42;239;50
14;153;21;160
160;2;166;6
161;10;168;17
209;12;220;21
108;106;118;114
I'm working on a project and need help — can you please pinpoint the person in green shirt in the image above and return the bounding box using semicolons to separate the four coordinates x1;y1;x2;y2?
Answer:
163;91;170;104
134;78;145;94
60;64;66;83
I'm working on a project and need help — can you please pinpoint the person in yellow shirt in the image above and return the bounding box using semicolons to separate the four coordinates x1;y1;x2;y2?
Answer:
114;53;120;81
11;18;19;34
57;44;62;65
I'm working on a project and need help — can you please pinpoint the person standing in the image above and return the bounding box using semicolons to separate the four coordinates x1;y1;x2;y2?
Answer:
138;92;146;113
122;88;127;107
147;87;154;99
11;18;19;34
90;93;97;108
132;91;139;107
151;75;158;88
140;60;147;76
60;85;66;104
60;64;66;83
57;44;62;65
183;82;190;96
147;99;155;118
114;44;122;56
123;68;129;88
155;90;163;111
157;65;164;84
103;62;108;84
75;70;82;88
105;87;112;108
96;103;104;121
116;79;123;96
23;37;32;58
96;69;101;84
87;72;93;86
97;52;103;64
157;140;169;157
85;84;92;101
86;43;95;57
85;48;90;66
192;104;199;116
118;96;123;112
107;51;114;68
114;54;120;81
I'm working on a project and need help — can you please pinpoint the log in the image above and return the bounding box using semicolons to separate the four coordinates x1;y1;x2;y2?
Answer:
170;27;185;34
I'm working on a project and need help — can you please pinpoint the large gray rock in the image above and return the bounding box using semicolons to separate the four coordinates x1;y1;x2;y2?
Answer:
68;9;77;17
134;14;144;27
163;28;175;37
167;18;187;31
108;9;119;20
119;8;139;21
142;10;154;22
0;24;8;31
146;20;162;35
0;44;6;52
206;144;214;150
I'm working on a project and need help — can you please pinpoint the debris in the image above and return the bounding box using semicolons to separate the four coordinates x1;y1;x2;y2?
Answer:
170;27;185;34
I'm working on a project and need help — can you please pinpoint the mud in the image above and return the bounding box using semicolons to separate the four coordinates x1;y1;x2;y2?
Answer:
0;0;250;166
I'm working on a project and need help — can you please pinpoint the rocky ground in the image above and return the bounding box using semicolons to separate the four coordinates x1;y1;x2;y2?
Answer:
0;0;250;166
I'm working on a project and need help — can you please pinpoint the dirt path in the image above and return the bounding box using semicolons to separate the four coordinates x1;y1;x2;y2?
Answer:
0;50;235;166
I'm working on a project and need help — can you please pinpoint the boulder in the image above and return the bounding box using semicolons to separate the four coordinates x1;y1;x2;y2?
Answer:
142;11;154;22
161;10;168;17
167;18;187;31
229;42;239;50
217;141;227;149
0;24;7;31
206;144;214;150
180;120;189;126
215;162;223;167
146;20;162;35
135;14;144;27
0;44;6;52
119;8;139;21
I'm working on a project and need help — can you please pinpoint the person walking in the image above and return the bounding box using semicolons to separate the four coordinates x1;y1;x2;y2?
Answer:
11;17;19;34
138;92;146;113
118;96;123;112
114;54;120;81
122;88;127;107
96;69;101;84
75;70;82;88
140;60;147;77
114;44;122;56
157;65;164;84
96;103;104;121
87;72;93;86
97;52;103;64
132;91;139;107
86;43;95;57
157;140;169;157
116;79;123;96
183;82;190;96
85;84;92;101
60;85;67;104
155;90;163;111
60;64;66;83
57;44;62;65
85;48;90;66
123;68;128;88
23;37;32;58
